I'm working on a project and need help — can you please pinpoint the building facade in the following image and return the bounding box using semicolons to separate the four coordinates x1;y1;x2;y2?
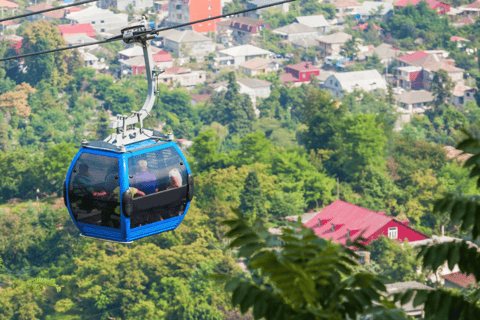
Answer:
167;0;221;33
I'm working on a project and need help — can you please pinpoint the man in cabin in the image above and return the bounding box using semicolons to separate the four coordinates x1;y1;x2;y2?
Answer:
132;160;158;195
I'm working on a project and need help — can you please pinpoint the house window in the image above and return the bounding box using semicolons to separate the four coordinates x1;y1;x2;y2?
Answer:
101;28;105;32
467;93;470;97
302;73;306;79
101;20;104;23
329;80;332;84
176;4;181;9
92;21;95;24
388;227;398;239
176;14;182;19
334;82;338;87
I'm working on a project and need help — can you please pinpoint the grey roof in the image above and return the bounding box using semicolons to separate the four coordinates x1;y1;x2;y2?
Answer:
237;78;272;88
357;1;393;16
164;30;213;43
291;37;321;48
361;43;405;60
317;32;352;44
318;71;334;82
64;34;97;45
394;90;434;105
273;23;318;35
385;282;433;314
328;70;387;93
294;15;330;28
219;44;273;57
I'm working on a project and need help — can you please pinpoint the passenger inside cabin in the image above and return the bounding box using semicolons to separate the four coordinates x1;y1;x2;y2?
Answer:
132;160;158;195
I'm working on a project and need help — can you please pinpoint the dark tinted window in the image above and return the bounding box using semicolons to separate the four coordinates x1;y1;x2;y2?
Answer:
68;153;120;229
127;147;188;228
128;146;186;195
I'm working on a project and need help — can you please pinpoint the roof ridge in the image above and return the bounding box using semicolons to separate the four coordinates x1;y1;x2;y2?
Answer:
334;199;389;216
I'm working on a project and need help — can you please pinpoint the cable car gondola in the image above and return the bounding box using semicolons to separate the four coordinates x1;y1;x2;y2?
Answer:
0;0;296;243
63;23;194;243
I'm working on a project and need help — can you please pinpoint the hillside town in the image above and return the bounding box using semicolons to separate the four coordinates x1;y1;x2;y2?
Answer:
1;0;480;318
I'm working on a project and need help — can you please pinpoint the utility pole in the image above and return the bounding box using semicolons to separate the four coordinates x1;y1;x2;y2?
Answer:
337;177;339;200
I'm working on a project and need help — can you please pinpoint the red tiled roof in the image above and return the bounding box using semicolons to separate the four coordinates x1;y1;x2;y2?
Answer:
164;66;190;74
465;0;480;8
58;23;95;37
303;200;393;246
191;94;212;102
43;8;65;19
26;2;53;12
451;36;469;42
0;0;18;9
353;23;383;31
153;50;172;62
397;51;429;62
454;17;475;25
0;20;17;26
443;272;477;288
66;6;83;13
286;61;319;72
280;73;299;83
333;0;360;7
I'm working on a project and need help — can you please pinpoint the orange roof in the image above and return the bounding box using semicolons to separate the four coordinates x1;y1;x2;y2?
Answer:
443;272;477;288
333;0;360;7
0;0;18;9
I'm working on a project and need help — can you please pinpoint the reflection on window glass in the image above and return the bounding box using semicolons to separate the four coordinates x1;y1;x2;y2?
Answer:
128;146;186;196
69;153;120;229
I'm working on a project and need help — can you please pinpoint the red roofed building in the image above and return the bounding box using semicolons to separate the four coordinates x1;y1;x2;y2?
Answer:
58;23;95;38
394;0;450;13
453;16;475;27
167;0;221;33
280;62;320;84
0;0;18;9
26;3;65;21
303;200;429;248
443;272;477;289
395;51;465;89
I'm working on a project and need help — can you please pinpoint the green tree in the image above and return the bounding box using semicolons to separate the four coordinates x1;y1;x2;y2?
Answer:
368;235;424;284
239;170;269;221
341;36;359;60
430;70;454;107
190;129;230;173
40;141;78;194
301;88;345;152
215;209;411;320
67;49;84;74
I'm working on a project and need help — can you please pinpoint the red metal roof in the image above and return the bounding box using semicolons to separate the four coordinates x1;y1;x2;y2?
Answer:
191;94;212;102
304;200;392;246
397;51;428;62
58;23;95;37
455;17;475;25
66;6;84;13
395;0;449;10
26;2;53;12
443;272;477;288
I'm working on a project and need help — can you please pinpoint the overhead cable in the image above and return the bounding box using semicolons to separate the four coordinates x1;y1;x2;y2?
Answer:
0;0;296;62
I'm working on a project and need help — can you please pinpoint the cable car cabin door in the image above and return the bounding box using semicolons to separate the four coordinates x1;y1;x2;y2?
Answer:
66;150;127;242
124;143;189;241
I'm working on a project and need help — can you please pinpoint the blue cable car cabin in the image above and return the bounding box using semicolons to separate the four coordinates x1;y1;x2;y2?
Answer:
63;139;194;243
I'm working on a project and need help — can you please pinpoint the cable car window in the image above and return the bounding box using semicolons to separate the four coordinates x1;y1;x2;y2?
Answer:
127;146;188;228
68;153;120;229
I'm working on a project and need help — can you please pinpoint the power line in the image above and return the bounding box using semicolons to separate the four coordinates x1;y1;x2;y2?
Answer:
0;0;100;24
0;0;296;63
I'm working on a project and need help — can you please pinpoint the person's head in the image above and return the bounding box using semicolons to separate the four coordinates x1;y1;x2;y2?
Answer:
138;160;148;171
79;163;89;176
169;168;182;186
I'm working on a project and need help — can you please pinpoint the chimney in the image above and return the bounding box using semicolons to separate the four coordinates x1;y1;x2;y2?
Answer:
442;225;444;237
305;63;309;68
